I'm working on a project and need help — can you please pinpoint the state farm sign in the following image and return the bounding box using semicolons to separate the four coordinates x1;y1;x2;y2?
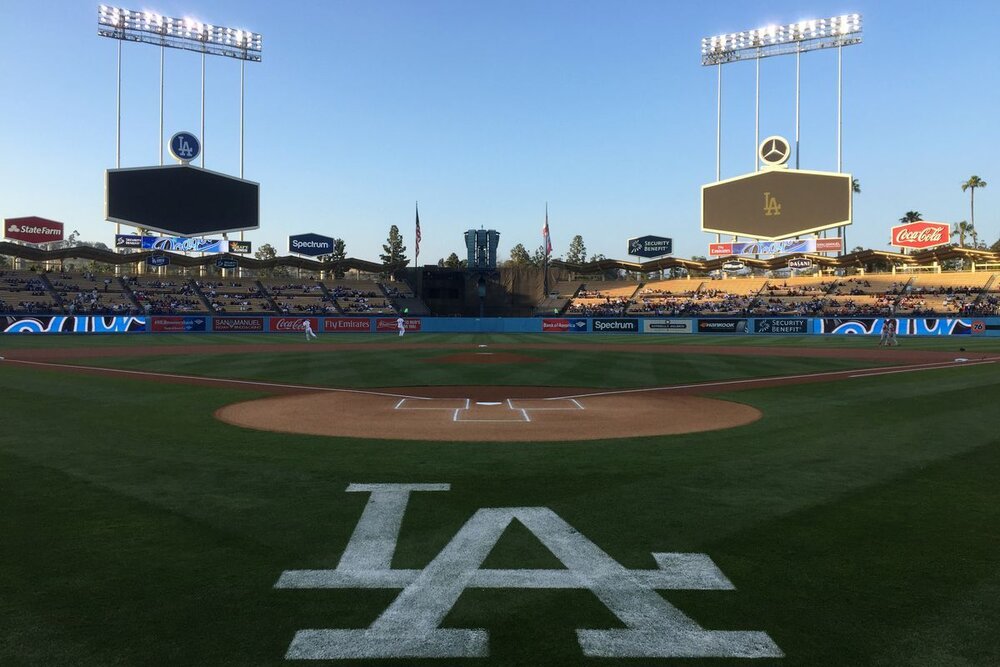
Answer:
4;216;65;244
891;222;950;250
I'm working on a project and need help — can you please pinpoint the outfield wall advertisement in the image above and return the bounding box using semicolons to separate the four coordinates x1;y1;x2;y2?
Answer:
753;318;810;334
213;317;264;332
643;319;693;334
697;319;750;334
4;315;1000;335
542;318;588;333
376;318;422;333
2;315;146;333
324;317;372;333
151;316;207;332
819;318;979;336
592;318;639;333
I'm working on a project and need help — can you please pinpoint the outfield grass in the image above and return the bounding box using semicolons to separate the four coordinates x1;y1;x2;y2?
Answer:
1;334;998;666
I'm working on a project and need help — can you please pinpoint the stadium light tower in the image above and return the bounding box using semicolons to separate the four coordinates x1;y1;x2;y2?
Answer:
97;5;263;175
700;14;861;249
701;14;862;176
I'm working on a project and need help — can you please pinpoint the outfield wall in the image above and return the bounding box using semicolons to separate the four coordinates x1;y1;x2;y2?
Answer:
3;314;999;336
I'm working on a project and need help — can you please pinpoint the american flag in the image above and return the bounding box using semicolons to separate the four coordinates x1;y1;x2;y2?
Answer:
415;202;421;264
542;204;552;258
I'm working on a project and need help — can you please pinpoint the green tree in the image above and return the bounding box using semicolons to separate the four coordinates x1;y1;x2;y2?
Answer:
444;252;462;268
566;235;587;264
899;211;923;223
952;221;974;248
590;253;607;262
530;245;547;267
380;225;408;270
991;237;1000;253
253;242;286;277
852;178;861;194
254;243;277;260
320;238;347;278
509;243;531;265
961;175;987;228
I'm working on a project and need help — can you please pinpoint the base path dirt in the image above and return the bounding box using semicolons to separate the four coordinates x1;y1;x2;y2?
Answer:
215;387;762;442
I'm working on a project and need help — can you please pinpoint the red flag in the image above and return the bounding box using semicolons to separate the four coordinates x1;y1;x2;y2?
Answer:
415;202;421;264
542;205;552;257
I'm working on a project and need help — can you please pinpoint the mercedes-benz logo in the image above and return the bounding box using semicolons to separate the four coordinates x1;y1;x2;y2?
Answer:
758;135;790;166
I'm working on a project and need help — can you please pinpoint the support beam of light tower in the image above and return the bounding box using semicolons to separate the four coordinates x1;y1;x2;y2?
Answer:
701;13;862;171
97;5;262;173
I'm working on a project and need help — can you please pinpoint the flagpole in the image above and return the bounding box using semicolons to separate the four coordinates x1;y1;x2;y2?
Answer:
543;203;549;298
415;201;420;266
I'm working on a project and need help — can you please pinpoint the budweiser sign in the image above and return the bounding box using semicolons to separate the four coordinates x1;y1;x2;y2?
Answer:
891;222;950;249
4;216;65;244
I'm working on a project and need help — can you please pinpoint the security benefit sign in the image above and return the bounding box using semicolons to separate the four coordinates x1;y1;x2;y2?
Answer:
627;235;673;258
274;483;783;660
753;318;810;334
702;169;852;241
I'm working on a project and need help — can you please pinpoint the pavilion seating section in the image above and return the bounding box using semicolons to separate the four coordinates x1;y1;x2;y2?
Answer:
0;270;62;313
126;275;209;314
47;271;135;314
565;281;640;317
259;279;334;315
198;279;275;314
328;280;396;314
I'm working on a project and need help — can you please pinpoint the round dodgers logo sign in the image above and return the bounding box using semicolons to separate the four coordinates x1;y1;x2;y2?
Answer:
168;131;201;164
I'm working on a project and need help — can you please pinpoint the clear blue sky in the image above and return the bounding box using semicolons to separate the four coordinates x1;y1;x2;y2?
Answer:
1;0;997;263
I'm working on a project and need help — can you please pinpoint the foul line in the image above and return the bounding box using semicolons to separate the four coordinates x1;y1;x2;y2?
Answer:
3;358;424;400
849;360;995;378
547;357;1000;400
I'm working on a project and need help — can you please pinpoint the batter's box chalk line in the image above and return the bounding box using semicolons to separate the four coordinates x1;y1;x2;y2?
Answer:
393;397;584;423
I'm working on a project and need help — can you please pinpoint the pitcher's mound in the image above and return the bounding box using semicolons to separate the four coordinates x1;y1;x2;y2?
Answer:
215;387;761;441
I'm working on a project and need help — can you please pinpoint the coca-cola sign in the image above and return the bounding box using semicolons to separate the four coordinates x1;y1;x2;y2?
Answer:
4;216;65;244
269;317;320;333
891;222;950;249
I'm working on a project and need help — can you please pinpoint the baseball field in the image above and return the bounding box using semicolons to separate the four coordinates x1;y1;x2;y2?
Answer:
2;332;999;666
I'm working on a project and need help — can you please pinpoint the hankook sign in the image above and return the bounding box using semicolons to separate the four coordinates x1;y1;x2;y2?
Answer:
702;169;852;240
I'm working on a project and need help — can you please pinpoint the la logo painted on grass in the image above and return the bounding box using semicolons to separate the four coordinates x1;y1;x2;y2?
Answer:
275;483;783;660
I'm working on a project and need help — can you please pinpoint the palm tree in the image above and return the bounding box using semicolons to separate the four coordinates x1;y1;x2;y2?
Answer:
952;220;974;248
961;175;987;228
899;211;922;223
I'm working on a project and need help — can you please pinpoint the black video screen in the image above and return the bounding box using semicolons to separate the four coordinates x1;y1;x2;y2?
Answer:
107;166;259;236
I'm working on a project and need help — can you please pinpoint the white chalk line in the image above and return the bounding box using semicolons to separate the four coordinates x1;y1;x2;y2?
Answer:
849;360;995;378
547;357;1000;401
5;358;424;400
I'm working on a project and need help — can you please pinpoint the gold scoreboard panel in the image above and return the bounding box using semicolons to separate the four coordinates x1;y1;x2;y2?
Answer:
701;169;852;241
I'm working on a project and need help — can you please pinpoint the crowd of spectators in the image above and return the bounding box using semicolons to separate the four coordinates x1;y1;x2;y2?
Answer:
563;277;1000;318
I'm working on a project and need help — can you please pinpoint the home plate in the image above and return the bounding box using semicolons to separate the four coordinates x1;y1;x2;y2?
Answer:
457;401;530;422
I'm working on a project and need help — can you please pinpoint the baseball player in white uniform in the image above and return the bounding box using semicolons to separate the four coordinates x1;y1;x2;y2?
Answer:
304;319;318;341
396;316;406;337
